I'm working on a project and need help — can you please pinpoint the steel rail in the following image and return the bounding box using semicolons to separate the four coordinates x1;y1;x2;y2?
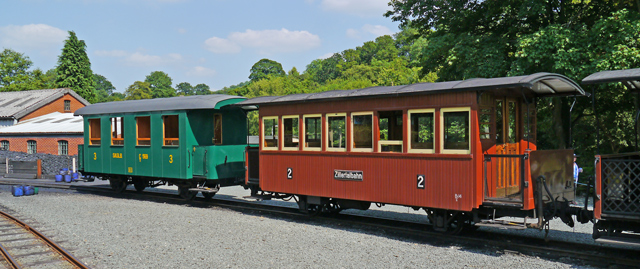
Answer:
0;240;20;269
0;210;90;269
1;180;639;267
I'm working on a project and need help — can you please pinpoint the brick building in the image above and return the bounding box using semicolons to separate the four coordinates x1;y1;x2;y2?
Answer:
0;88;89;127
0;112;83;155
0;89;89;155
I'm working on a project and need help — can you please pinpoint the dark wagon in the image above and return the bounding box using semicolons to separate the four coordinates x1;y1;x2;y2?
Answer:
75;94;249;199
238;73;589;233
583;68;640;246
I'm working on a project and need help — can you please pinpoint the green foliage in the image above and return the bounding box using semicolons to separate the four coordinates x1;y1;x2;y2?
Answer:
145;71;175;98
55;31;97;103
193;83;211;95
125;81;152;100
0;49;33;91
249;59;285;81
93;74;116;103
176;82;194;96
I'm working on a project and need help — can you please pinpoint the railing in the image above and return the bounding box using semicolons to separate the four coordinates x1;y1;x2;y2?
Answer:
484;154;526;202
601;157;640;216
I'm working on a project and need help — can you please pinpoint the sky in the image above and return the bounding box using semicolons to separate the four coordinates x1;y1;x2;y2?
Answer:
1;0;400;93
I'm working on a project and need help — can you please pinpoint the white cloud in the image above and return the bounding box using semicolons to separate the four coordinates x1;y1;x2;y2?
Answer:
204;37;241;54
177;28;187;34
320;0;389;17
204;28;321;55
95;49;184;67
362;24;393;36
346;24;394;39
0;24;67;51
187;66;217;77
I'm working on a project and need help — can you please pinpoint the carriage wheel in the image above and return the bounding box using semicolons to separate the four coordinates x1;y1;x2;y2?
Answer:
133;178;146;192
307;204;322;216
109;177;127;193
202;192;216;200
178;186;198;200
324;200;342;214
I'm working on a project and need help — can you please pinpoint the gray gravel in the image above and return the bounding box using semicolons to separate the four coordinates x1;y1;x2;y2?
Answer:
0;185;598;268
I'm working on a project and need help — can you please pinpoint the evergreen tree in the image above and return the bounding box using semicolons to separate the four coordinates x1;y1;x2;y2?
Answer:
55;31;97;103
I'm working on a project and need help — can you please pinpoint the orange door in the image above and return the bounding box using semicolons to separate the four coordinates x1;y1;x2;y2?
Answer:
492;98;521;199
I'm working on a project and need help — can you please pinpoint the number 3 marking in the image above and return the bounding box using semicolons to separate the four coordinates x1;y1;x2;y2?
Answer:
93;152;97;160
169;155;173;163
417;175;425;189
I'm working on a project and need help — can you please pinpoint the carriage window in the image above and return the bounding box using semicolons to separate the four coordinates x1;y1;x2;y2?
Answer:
262;116;278;150
213;114;222;145
408;109;434;153
327;113;346;151
111;117;124;146
163;115;179;146
522;103;536;144
378;110;403;153
351;112;373;152
496;100;504;144
479;108;492;140
282;116;299;150
89;118;101;145
508;101;517;143
303;115;322;151
441;108;470;154
137;116;151;146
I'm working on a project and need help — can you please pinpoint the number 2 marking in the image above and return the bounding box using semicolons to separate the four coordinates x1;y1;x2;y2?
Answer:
417;175;425;189
287;168;293;179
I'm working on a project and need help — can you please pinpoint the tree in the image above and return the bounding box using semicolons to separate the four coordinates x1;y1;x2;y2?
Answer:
55;31;97;103
93;74;115;103
249;59;285;81
176;82;193;96
193;83;211;95
125;81;152;100
145;71;175;98
0;49;34;91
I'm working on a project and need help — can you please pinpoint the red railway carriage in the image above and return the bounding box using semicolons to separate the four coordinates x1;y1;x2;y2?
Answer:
583;68;640;246
238;73;587;232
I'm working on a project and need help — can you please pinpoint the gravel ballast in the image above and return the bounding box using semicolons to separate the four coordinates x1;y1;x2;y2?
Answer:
0;185;596;268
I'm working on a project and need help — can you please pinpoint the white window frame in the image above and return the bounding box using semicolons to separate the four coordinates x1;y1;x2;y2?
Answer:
58;140;68;155
302;114;322;151
281;115;299;151
262;116;279;151
325;113;347;152
350;112;373;152
407;109;436;154
27;140;37;154
440;107;471;154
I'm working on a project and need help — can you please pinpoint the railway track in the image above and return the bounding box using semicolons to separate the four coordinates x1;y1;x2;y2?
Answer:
1;179;638;267
0;205;89;269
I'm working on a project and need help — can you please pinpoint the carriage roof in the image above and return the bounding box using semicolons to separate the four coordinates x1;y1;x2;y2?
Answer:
74;94;246;116
236;72;585;107
582;68;640;90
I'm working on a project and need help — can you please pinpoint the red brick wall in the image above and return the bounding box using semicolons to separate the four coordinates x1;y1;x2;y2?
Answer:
21;93;86;121
0;136;83;155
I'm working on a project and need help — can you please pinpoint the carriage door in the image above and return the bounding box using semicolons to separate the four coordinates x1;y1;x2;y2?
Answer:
488;98;522;201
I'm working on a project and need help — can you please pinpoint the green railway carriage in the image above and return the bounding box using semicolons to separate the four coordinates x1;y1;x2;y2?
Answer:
74;94;249;199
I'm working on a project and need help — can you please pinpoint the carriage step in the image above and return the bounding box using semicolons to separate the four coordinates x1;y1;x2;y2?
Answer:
595;235;640;247
188;187;219;193
475;219;527;230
